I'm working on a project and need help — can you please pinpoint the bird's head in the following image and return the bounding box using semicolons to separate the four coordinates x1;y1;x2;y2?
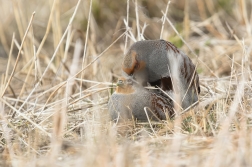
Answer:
116;77;135;94
122;49;148;86
122;50;146;76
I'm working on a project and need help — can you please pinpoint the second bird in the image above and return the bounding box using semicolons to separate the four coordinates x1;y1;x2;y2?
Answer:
122;39;200;110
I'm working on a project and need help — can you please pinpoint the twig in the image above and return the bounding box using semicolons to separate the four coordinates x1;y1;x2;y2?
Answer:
80;0;93;96
124;0;130;54
135;0;140;40
144;107;160;140
15;0;82;114
1;12;35;97
162;12;218;78
0;98;51;137
160;1;171;39
4;33;15;87
35;0;56;60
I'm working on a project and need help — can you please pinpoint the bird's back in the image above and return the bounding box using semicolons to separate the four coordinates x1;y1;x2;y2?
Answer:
122;39;200;109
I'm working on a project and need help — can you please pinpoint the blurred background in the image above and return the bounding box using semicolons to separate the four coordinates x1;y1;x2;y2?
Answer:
0;0;250;80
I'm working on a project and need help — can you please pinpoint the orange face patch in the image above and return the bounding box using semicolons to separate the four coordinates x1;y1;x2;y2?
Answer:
116;85;134;94
115;78;134;94
122;51;137;75
122;50;146;75
137;60;146;71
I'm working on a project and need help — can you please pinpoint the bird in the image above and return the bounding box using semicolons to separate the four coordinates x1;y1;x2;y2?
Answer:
108;77;174;122
121;39;200;110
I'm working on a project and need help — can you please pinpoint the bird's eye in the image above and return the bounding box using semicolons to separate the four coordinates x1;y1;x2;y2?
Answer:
134;63;139;70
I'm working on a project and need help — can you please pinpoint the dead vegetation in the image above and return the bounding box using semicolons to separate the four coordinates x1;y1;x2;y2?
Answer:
0;0;252;166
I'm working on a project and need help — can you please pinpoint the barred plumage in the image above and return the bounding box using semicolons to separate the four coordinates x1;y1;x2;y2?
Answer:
108;77;174;122
122;39;200;109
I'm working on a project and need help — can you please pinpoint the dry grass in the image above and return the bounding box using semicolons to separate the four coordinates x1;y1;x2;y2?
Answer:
0;0;252;166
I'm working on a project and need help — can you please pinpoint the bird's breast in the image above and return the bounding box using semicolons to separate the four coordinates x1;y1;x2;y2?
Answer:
116;86;135;94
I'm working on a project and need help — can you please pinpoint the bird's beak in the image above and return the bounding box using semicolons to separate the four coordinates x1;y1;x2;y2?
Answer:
116;81;123;87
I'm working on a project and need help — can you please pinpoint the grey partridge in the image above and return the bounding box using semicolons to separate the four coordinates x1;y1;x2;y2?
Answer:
108;77;174;122
122;39;200;109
